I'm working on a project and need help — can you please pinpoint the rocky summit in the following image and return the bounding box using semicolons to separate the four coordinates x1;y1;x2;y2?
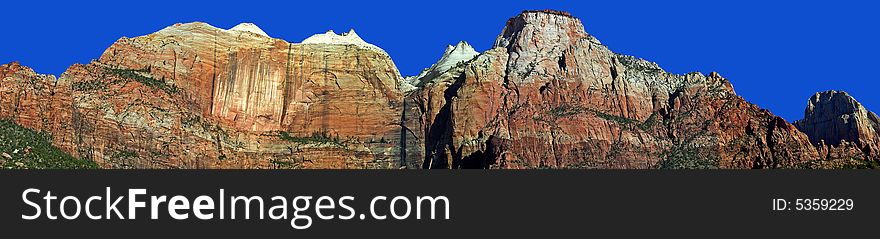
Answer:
794;90;880;166
1;10;877;169
406;10;818;169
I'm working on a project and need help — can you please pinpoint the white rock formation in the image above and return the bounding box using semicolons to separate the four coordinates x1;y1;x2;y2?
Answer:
228;23;270;37
301;29;386;53
400;76;418;92
413;41;479;84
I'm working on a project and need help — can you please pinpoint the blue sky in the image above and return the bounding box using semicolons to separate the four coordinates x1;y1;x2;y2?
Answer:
1;0;877;121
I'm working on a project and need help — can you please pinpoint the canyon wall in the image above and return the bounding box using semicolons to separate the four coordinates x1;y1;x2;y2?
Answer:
408;10;820;169
1;10;877;168
2;23;407;168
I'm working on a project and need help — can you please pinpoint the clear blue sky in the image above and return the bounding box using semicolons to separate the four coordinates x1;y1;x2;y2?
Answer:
1;0;877;122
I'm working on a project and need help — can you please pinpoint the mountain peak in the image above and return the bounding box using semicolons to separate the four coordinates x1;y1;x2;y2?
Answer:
453;41;473;49
804;90;863;119
413;41;479;83
346;29;359;37
4;9;876;169
795;90;880;151
494;9;598;50
228;23;269;37
155;22;273;40
522;9;575;18
301;29;386;54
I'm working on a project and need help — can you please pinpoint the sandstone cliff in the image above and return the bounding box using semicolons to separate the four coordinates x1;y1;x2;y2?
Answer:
0;62;80;162
3;22;407;168
794;90;880;167
406;10;821;169
2;10;877;169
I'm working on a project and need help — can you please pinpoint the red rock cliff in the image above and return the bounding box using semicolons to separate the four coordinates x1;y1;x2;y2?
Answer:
4;10;876;169
407;10;821;169
3;22;407;168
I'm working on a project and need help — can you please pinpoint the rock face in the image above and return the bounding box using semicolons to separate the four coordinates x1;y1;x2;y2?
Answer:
413;41;479;84
2;22;406;168
794;90;880;161
229;23;270;37
0;62;77;151
2;10;876;169
406;10;820;169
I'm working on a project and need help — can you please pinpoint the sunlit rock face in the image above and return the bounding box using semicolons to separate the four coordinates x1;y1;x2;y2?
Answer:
2;10;876;169
0;62;77;154
407;10;821;169
1;22;407;168
99;23;402;134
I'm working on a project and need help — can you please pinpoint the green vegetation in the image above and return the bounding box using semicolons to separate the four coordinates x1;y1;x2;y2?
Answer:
0;119;99;169
107;149;138;167
149;150;167;158
638;112;659;131
71;67;180;95
111;149;137;160
540;104;649;128
548;104;585;118
270;158;299;169
656;149;719;169
278;131;345;147
104;67;179;94
181;114;211;130
799;158;880;169
368;137;389;144
592;110;638;125
539;104;661;134
71;80;105;91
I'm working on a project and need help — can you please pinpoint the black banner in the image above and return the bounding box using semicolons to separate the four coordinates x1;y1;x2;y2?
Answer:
0;170;875;237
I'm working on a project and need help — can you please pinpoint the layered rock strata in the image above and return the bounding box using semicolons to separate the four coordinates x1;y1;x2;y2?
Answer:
2;10;877;169
406;10;821;169
3;22;406;168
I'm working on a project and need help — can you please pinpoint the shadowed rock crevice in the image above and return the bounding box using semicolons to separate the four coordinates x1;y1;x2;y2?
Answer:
423;72;466;169
456;135;500;169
